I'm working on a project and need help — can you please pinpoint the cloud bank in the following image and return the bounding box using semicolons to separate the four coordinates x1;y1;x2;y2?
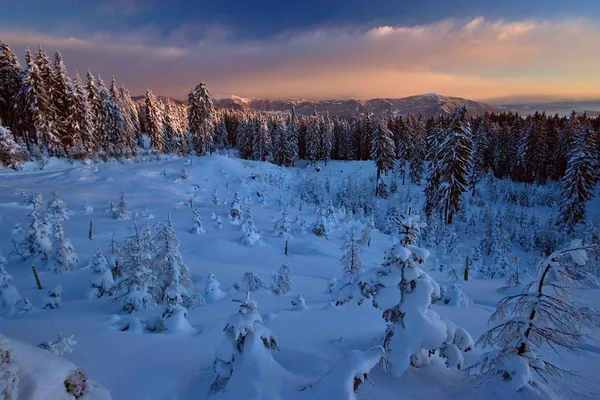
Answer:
1;17;599;101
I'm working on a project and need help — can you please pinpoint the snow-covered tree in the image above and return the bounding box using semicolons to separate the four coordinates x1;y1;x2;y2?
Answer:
337;212;472;376
409;115;426;185
43;284;62;309
312;208;329;238
188;82;214;156
87;249;114;298
358;220;374;247
273;208;292;238
241;209;262;246
145;89;163;153
154;217;193;304
371;121;396;196
22;207;51;262
0;124;25;170
180;168;188;180
340;229;364;276
52;223;78;273
557;124;598;232
209;293;280;395
474;241;600;391
191;207;205;234
252;116;271;161
111;222;158;313
242;272;265;292
46;190;69;221
426;107;473;224
229;192;242;223
114;192;131;220
291;294;308;311
270;264;292;295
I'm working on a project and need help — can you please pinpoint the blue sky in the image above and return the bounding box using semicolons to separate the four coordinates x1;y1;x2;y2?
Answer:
1;0;599;101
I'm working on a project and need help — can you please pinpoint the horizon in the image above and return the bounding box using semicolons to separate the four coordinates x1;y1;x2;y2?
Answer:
2;0;600;103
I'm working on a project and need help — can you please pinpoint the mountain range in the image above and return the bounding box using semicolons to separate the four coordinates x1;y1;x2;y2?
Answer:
134;93;600;117
211;93;498;118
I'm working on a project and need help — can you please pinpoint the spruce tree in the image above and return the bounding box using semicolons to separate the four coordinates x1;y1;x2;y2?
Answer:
340;228;364;275
252;116;271;161
370;121;396;197
187;82;214;156
0;123;25;169
0;41;26;139
558;124;598;232
409;115;426;185
23;48;54;153
145;89;163;153
52;222;78;273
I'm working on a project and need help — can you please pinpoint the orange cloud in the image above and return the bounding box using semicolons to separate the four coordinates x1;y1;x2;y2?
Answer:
1;17;599;101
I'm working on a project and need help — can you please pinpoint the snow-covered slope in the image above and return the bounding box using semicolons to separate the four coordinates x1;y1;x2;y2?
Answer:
0;155;598;400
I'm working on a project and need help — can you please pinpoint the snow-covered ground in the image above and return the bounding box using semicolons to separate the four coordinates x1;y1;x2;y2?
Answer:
1;155;599;400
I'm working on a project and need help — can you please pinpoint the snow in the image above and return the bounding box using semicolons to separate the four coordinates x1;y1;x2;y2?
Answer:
0;155;598;400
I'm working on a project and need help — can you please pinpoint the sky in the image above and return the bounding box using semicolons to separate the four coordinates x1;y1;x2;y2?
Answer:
1;0;600;103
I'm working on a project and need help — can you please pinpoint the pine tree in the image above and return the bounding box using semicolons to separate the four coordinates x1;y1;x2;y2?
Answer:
111;222;159;313
409;115;426;185
145;89;163;153
23;48;54;154
475;241;600;390
52;222;78;273
305;115;321;165
51;51;75;156
187;82;214;156
0;41;26;140
270;264;292;295
114;192;131;219
242;272;266;292
191;207;205;234
212;187;220;205
340;229;364;275
252;116;271;161
22;206;51;262
274;208;292;238
558;124;598;232
371;121;396;196
96;77;129;158
154;217;193;304
46;190;69;221
230;192;242;223
432;107;473;224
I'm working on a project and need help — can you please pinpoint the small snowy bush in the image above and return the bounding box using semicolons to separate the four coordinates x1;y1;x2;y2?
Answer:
43;284;62;309
270;264;292;295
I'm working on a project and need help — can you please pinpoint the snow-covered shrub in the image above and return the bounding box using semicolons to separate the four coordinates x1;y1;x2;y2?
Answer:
191;207;205;234
270;264;292;295
274;208;292;238
439;321;474;370
38;332;76;355
205;273;227;303
441;284;469;307
326;278;338;294
84;201;94;214
229;192;242;223
87;249;115;298
242;272;266;292
302;345;386;399
209;293;281;395
298;175;326;207
43;284;62;309
46;190;69;221
52;223;79;272
291;294;307;311
216;216;223;229
473;241;600;391
212;187;220;205
181;168;188;180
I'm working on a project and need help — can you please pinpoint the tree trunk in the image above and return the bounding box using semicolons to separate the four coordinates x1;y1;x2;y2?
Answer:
517;262;552;356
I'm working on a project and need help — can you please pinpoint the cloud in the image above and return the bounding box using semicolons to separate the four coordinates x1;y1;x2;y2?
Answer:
1;17;599;101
